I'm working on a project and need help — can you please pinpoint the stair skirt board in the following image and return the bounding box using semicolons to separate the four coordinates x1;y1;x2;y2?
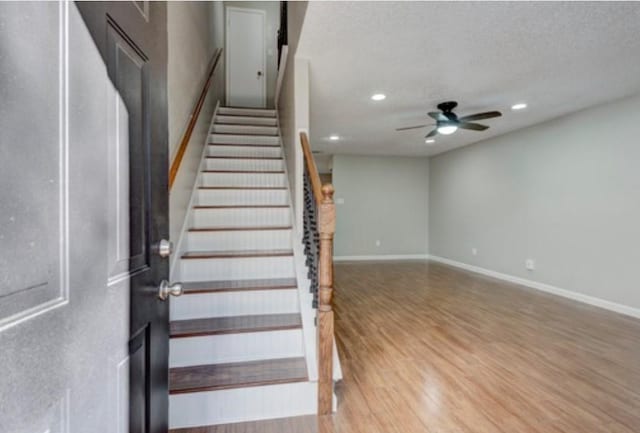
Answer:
217;107;276;117
204;158;284;171
169;329;304;367
186;228;293;251
215;115;277;126
210;134;280;146
208;145;282;158
170;289;299;320
190;207;291;228
200;172;287;187
196;189;289;206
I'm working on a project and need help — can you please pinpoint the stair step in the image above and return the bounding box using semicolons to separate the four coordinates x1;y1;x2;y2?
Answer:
181;278;297;294
191;207;291;228
196;189;289;207
210;134;280;145
204;157;284;171
201;170;285;174
182;249;293;259
189;225;291;232
218;107;276;117
198;186;287;190
200;172;287;188
208;145;281;158
170;313;302;338
169;357;308;394
170;287;299;318
186;229;292;253
193;205;289;209
215;115;277;126
212;124;279;136
209;142;281;148
206;156;283;160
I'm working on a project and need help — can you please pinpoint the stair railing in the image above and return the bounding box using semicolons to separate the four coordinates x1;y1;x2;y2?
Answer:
300;131;335;415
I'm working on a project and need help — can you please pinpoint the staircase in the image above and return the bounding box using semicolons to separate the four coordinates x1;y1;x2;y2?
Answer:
168;106;317;429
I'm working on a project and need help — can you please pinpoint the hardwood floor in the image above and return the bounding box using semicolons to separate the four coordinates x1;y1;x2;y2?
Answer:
171;260;640;432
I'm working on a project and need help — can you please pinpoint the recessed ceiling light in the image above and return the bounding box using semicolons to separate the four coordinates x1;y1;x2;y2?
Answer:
329;135;340;141
425;139;435;144
511;103;527;110
371;93;386;101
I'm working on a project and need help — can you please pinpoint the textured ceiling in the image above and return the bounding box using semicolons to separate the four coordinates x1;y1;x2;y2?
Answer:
297;1;640;156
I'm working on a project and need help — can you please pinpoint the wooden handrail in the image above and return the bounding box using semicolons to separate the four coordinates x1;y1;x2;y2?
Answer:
300;131;336;415
300;132;323;205
169;48;223;190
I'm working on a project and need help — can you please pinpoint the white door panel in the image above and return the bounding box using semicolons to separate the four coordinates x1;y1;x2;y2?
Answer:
226;7;266;108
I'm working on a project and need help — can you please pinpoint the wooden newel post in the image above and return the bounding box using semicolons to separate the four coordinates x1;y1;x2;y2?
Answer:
317;183;336;415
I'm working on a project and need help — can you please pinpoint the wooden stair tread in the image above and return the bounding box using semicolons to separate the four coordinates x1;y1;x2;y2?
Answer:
189;225;292;232
181;278;297;294
212;131;279;136
193;205;289;209
170;313;302;338
182;249;293;259
205;156;282;160
197;186;287;190
169;357;308;394
215;122;277;127
201;170;285;174
208;143;280;148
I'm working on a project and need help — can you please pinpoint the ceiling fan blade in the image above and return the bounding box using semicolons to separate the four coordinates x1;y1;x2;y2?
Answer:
396;124;430;131
425;128;439;138
458;122;489;131
458;111;502;122
428;112;446;121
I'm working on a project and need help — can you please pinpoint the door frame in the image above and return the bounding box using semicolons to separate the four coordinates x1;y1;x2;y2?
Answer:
225;6;267;108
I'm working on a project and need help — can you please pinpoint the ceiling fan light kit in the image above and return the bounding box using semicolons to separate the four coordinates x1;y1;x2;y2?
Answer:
396;100;502;140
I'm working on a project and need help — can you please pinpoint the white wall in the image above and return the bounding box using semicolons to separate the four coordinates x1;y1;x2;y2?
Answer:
278;2;309;237
168;1;225;247
168;1;217;160
333;155;429;258
429;93;640;310
224;1;280;108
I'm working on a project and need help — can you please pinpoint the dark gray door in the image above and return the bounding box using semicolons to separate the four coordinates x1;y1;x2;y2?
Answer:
0;2;169;433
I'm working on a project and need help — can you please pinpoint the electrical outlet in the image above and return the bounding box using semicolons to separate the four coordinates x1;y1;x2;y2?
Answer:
471;248;478;256
525;259;535;271
336;198;345;205
375;240;381;247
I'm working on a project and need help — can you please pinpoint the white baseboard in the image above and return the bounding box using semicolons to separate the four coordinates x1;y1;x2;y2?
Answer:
428;255;640;319
333;254;429;262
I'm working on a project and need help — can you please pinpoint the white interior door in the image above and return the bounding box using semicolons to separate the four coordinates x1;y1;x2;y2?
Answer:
226;7;266;108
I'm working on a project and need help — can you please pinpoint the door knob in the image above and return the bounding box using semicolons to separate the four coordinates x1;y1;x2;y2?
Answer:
152;239;172;258
257;70;263;77
158;280;183;300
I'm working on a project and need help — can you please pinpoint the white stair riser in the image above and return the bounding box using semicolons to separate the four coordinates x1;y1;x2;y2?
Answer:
186;229;292;252
210;134;280;146
191;208;291;228
196;189;288;206
180;256;295;282
200;172;286;187
212;124;278;136
217;107;276;117
170;289;299;320
169;329;304;367
170;382;316;428
216;115;277;126
205;158;284;171
208;145;281;158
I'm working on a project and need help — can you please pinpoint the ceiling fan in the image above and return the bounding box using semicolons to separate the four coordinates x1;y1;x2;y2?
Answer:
396;101;502;138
